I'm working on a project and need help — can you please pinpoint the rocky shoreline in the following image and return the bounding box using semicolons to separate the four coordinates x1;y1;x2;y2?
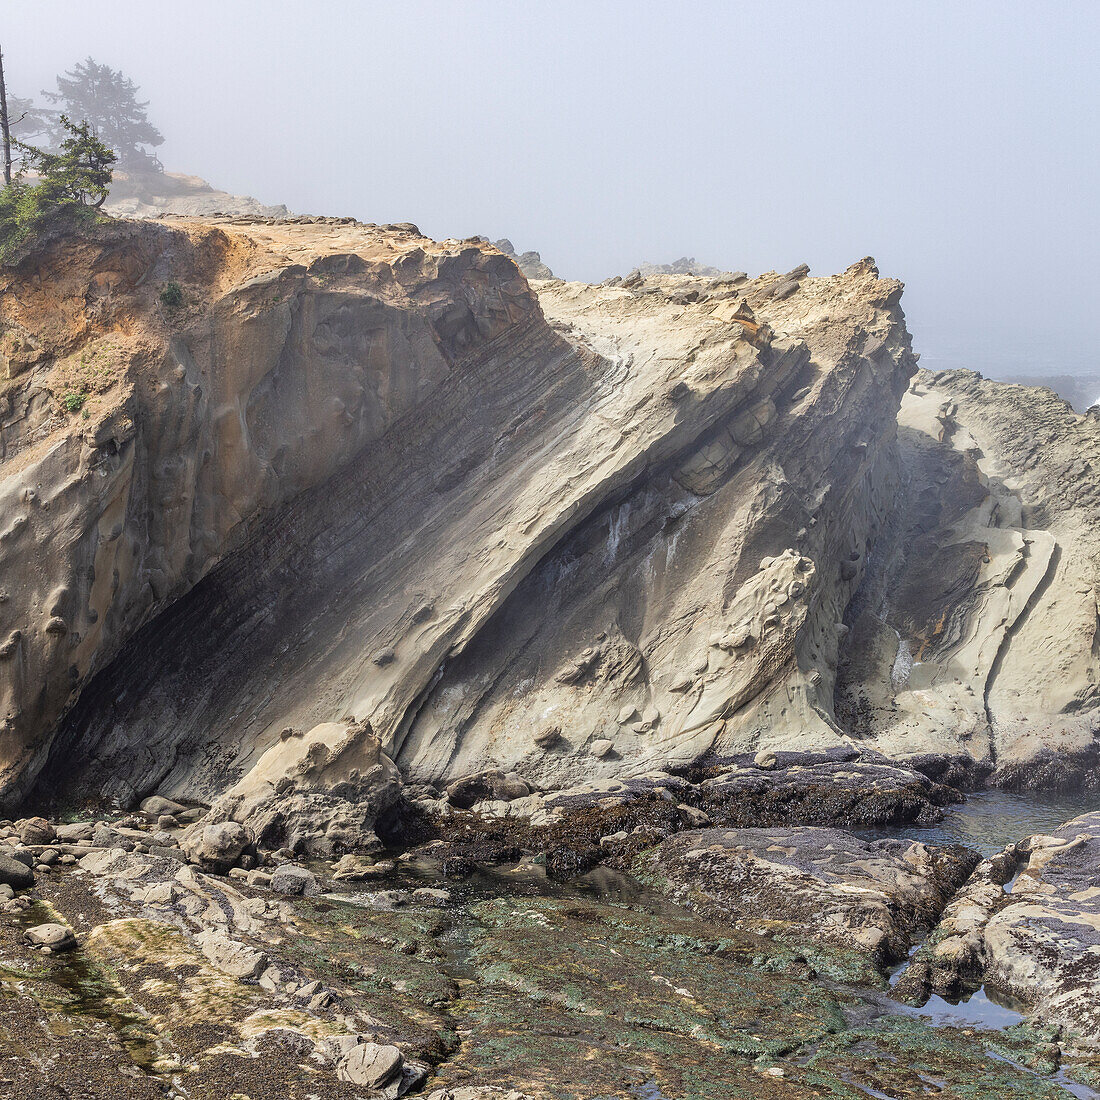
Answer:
2;749;1100;1098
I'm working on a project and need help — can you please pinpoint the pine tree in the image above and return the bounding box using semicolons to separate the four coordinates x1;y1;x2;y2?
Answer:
43;57;162;171
0;116;116;261
21;116;116;208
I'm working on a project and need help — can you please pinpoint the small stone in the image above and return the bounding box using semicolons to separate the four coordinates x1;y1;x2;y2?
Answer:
590;739;614;759
37;848;60;866
200;933;268;980
534;726;561;747
600;830;629;848
411;887;450;906
678;805;712;828
142;881;177;906
753;749;777;770
157;815;179;831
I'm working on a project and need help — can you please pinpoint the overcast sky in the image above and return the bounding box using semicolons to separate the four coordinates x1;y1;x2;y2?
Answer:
5;1;1098;378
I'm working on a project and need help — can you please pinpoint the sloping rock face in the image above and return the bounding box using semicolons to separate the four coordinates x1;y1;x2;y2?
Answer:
0;227;915;817
0;215;539;808
837;369;1100;787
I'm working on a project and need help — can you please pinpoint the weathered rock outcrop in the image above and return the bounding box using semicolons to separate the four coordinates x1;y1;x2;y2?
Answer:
1;223;914;818
641;826;978;976
895;810;1100;1051
838;369;1100;786
491;239;553;280
104;168;290;219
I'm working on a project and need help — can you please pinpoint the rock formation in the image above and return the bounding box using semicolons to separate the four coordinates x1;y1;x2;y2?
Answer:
104;168;290;218
0;221;917;832
838;369;1100;787
642;826;979;975
490;239;554;279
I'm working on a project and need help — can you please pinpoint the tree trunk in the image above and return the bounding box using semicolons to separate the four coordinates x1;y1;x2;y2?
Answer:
0;46;11;186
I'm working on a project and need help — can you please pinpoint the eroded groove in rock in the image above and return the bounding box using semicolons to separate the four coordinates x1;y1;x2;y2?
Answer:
838;368;1100;788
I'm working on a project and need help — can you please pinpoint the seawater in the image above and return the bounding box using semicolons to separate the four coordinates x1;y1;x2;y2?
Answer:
853;787;1099;857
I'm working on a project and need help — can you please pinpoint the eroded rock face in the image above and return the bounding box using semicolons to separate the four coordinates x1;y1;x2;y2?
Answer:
838;368;1100;785
0;216;539;809
0;224;915;814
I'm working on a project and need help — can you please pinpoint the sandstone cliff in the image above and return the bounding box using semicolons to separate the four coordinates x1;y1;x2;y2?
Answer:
838;369;1100;787
0;222;915;824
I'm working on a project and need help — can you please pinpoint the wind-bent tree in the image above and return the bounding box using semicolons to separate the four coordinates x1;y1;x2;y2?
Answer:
43;57;163;171
0;116;116;260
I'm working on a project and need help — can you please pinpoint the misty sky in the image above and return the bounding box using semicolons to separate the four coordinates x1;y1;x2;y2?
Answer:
6;1;1098;378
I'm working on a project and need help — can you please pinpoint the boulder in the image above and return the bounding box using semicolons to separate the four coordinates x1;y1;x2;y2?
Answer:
16;817;55;845
183;821;252;869
446;770;531;809
54;822;95;843
25;923;76;952
199;932;268;980
139;795;188;817
337;1042;404;1088
269;865;320;896
0;852;34;888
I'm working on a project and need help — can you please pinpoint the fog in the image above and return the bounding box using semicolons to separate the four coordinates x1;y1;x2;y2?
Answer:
5;1;1098;379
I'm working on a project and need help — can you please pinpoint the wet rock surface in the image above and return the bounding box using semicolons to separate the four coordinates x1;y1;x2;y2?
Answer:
896;809;1100;1053
640;826;980;978
0;801;1098;1096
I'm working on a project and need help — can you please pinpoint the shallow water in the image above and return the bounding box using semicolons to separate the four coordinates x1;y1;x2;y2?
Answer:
903;987;1027;1029
853;787;1099;856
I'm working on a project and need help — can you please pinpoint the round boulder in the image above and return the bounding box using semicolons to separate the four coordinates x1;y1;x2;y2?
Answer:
184;821;253;869
16;817;55;846
337;1042;404;1087
269;864;320;896
0;852;34;889
25;923;76;952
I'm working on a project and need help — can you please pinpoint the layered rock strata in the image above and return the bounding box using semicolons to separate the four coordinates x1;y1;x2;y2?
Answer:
0;223;916;826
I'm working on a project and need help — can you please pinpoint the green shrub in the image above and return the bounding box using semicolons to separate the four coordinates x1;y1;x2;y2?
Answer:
159;281;183;309
0;116;116;263
62;391;86;413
